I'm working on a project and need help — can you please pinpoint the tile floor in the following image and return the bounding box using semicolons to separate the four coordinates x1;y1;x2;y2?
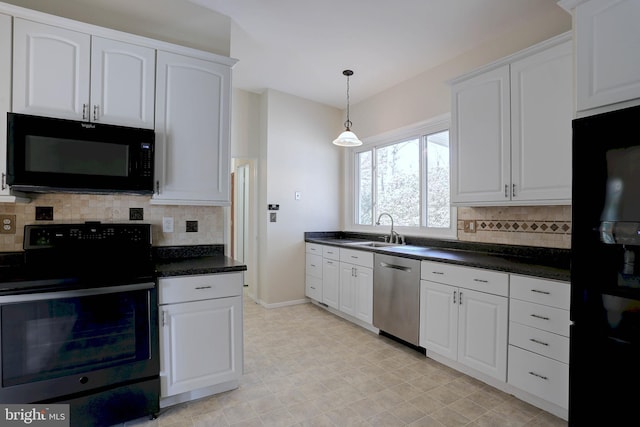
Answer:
127;295;568;427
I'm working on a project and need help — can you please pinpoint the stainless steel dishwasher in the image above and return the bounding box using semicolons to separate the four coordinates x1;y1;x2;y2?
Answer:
373;253;421;346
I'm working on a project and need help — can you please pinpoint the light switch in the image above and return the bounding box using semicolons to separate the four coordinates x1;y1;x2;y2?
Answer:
162;217;174;232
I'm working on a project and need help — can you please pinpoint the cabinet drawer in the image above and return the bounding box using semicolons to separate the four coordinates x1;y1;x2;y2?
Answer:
340;248;373;268
509;322;570;364
421;261;508;297
306;242;323;255
306;275;322;301
322;246;340;260
510;275;570;309
508;345;568;409
159;272;242;304
306;254;323;279
510;299;570;337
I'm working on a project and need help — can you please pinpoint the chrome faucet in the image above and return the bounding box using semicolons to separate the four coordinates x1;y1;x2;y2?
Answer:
376;213;404;244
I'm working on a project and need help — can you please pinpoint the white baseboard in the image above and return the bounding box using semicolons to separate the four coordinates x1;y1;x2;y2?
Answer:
252;298;309;309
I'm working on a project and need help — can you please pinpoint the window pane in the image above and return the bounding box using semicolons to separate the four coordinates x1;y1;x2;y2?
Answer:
426;131;450;228
376;139;420;227
357;151;373;225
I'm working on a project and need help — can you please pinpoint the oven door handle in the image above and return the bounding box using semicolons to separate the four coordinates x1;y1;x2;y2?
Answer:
0;282;155;303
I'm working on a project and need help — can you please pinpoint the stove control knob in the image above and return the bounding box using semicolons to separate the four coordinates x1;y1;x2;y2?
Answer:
79;376;89;384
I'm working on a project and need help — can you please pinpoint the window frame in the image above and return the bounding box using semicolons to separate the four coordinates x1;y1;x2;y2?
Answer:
345;114;457;239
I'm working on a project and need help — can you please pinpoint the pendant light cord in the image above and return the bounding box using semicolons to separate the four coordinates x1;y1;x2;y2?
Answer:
344;69;353;131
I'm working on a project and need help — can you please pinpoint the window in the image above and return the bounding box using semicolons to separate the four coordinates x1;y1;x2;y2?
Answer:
352;118;453;236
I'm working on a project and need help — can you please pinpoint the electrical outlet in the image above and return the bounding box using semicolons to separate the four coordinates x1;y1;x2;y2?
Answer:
463;220;476;233
295;191;301;200
186;220;198;232
270;212;277;222
0;215;16;234
162;217;174;233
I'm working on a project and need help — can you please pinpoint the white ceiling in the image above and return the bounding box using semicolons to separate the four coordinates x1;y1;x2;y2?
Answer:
189;0;569;108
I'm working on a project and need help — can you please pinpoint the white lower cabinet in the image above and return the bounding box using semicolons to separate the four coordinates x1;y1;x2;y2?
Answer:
304;243;374;327
507;275;570;411
305;243;323;301
158;273;243;406
339;248;373;325
420;261;509;382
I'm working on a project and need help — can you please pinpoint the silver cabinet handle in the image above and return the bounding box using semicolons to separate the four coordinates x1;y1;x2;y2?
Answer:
473;278;488;283
530;338;549;346
459;291;463;305
505;184;508;198
528;371;548;380
432;271;444;275
531;289;551;295
156;180;160;194
512;183;516;197
453;290;457;304
93;105;99;121
162;310;167;327
310;264;316;267
530;314;550;321
195;286;212;290
1;172;5;190
82;104;88;121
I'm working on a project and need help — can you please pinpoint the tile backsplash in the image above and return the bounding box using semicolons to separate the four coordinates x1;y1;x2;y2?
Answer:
457;205;571;249
0;193;224;252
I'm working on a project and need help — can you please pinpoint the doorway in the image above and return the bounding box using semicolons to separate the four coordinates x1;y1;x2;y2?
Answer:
231;158;258;300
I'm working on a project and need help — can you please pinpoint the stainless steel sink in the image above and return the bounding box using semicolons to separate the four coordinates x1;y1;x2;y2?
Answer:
345;241;400;248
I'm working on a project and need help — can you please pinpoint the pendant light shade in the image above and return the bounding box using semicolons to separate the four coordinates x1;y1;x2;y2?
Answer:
333;69;362;147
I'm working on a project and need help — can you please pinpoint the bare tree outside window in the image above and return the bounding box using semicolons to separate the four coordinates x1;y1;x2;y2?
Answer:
355;129;451;232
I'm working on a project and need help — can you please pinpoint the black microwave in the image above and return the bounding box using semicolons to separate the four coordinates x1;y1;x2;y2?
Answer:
6;113;154;194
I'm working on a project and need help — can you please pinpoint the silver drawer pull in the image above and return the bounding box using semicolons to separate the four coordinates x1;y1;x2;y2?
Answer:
531;289;551;295
310;264;316;267
351;256;359;259
473;278;488;283
530;314;550;321
195;286;212;290
529;338;549;346
432;271;444;275
528;371;548;380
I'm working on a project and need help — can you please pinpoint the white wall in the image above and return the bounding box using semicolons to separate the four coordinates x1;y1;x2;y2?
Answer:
350;4;571;139
256;90;342;306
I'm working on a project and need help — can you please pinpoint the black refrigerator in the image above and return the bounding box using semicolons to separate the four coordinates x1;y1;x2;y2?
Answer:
570;104;640;425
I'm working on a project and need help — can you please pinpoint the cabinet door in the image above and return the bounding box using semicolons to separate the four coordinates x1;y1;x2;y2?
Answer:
451;65;511;204
575;0;640;110
457;288;508;381
154;51;231;205
90;36;155;128
510;40;572;202
322;259;340;310
13;18;90;120
339;263;356;317
419;281;457;360
160;296;242;397
354;266;373;324
0;13;10;197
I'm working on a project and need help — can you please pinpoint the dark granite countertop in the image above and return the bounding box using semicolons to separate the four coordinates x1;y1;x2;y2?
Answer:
153;245;247;277
0;245;247;288
305;232;570;282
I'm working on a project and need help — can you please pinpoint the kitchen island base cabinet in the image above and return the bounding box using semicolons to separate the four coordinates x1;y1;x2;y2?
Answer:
158;273;243;408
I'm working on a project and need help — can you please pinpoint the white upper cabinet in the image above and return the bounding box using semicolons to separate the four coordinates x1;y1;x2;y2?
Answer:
13;18;155;128
451;34;572;206
153;51;232;205
13;19;90;121
451;65;511;204
90;36;155;128
510;40;573;202
0;13;12;198
560;0;640;112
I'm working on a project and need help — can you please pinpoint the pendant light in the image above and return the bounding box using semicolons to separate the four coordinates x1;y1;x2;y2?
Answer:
333;69;362;147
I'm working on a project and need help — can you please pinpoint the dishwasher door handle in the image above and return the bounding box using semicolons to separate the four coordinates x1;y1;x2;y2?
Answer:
379;262;412;272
